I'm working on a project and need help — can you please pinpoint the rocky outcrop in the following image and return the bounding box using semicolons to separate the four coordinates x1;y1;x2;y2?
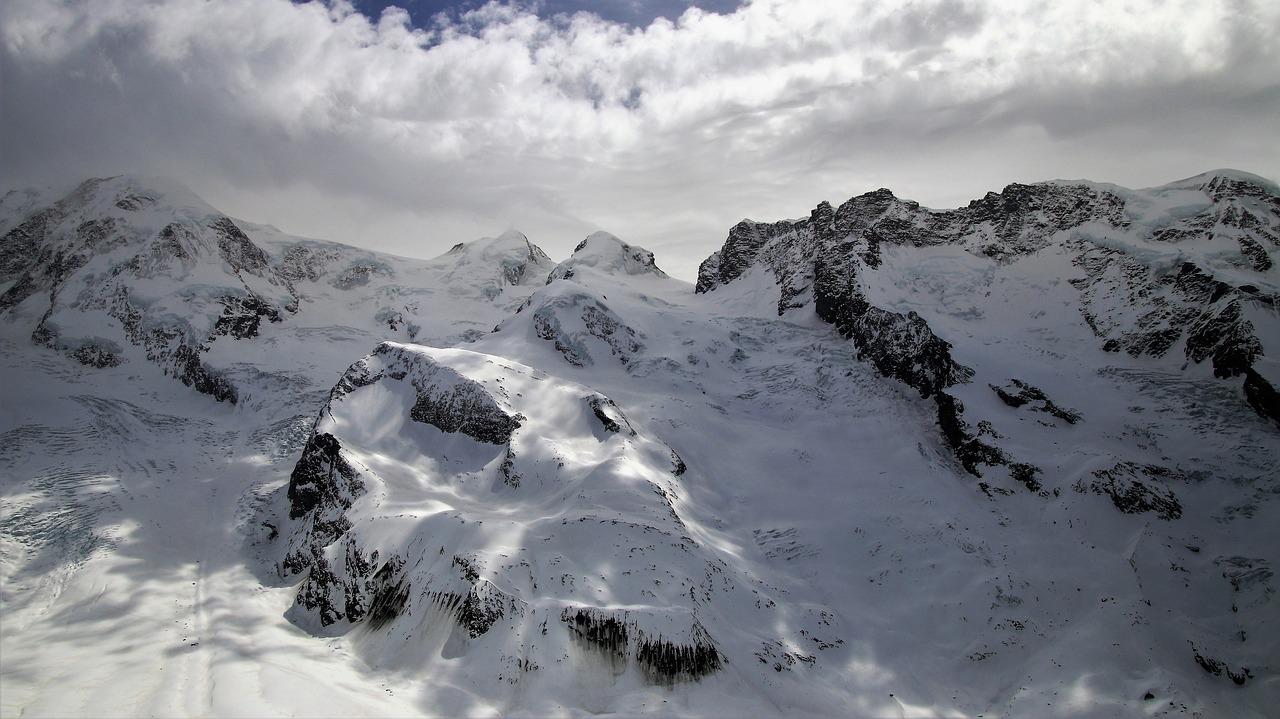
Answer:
1073;462;1184;521
697;172;1280;487
562;607;723;684
280;428;369;625
1243;368;1280;427
0;177;306;403
523;287;644;368
1074;258;1266;381
698;193;1025;479
405;363;524;444
696;181;1133;297
586;394;634;435
270;342;808;689
1192;644;1254;686
990;379;1081;424
214;294;282;339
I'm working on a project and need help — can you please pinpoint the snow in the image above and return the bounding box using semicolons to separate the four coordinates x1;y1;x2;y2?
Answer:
2;173;1279;717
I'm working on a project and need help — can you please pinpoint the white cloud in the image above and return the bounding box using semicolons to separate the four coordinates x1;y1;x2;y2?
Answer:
3;0;1278;279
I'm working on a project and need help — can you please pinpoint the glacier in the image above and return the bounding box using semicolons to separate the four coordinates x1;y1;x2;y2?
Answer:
1;171;1277;717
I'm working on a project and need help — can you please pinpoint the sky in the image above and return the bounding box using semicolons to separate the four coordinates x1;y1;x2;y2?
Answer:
2;0;1278;281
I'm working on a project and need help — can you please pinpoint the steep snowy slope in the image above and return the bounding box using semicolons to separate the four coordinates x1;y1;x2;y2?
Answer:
0;177;558;717
0;176;555;408
3;172;1278;718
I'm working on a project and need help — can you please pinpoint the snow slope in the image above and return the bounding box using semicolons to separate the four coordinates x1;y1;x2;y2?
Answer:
2;172;1278;718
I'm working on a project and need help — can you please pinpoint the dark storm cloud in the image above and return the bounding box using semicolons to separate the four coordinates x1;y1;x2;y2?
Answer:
2;0;1277;278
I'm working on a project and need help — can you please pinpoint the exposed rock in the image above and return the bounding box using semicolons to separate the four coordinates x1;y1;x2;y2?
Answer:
213;294;282;339
587;394;634;435
210;217;271;274
1184;299;1261;378
113;191;157;212
699;173;1280;494
561;607;723;684
71;342;124;368
635;622;722;684
279;244;340;283
1243;368;1280;428
990;379;1081;424
1238;236;1273;271
332;262;391;289
1193;646;1253;686
285;431;363;522
934;391;1010;477
1073;462;1183;520
171;343;238;403
1214;555;1274;608
268;343;760;687
365;556;410;630
696;181;1133;295
407;374;523;445
525;290;644;368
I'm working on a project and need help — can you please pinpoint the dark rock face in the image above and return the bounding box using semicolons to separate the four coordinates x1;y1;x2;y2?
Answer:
500;236;553;287
1184;299;1261;378
840;307;973;399
1193;646;1253;686
281;428;375;627
365;557;410;630
286;432;363;522
803;198;975;403
1069;173;1277;384
0;179;307;404
1073;462;1183;520
279;244;340;283
565;608;629;655
1243;368;1280;427
549;233;667;284
934;391;1009;477
697;181;1132;296
113;191;157;212
561;607;722;684
990;379;1081;424
421;558;522;639
526;291;644;368
280;343;534;628
397;368;522;446
582;305;642;363
695;218;804;294
409;382;523;444
172;343;238;403
268;342;748;686
70;343;124;368
332;262;390;289
211;217;270;274
698;174;1280;486
214;294;283;339
587;394;634;435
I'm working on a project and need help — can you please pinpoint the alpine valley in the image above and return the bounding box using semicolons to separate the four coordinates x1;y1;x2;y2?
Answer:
1;171;1277;718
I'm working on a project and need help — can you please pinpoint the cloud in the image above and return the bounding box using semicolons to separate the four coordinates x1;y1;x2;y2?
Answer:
3;0;1278;278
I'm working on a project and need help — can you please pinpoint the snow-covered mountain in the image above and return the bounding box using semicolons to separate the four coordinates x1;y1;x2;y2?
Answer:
2;172;1277;717
0;175;554;407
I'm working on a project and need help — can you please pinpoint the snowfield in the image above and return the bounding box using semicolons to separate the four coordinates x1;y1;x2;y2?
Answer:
2;172;1278;717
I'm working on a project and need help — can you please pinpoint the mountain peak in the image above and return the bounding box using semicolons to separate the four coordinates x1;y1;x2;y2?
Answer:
437;229;554;290
1154;170;1280;207
547;231;668;283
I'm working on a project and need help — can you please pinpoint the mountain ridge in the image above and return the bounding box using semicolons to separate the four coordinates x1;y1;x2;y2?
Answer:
2;170;1278;717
